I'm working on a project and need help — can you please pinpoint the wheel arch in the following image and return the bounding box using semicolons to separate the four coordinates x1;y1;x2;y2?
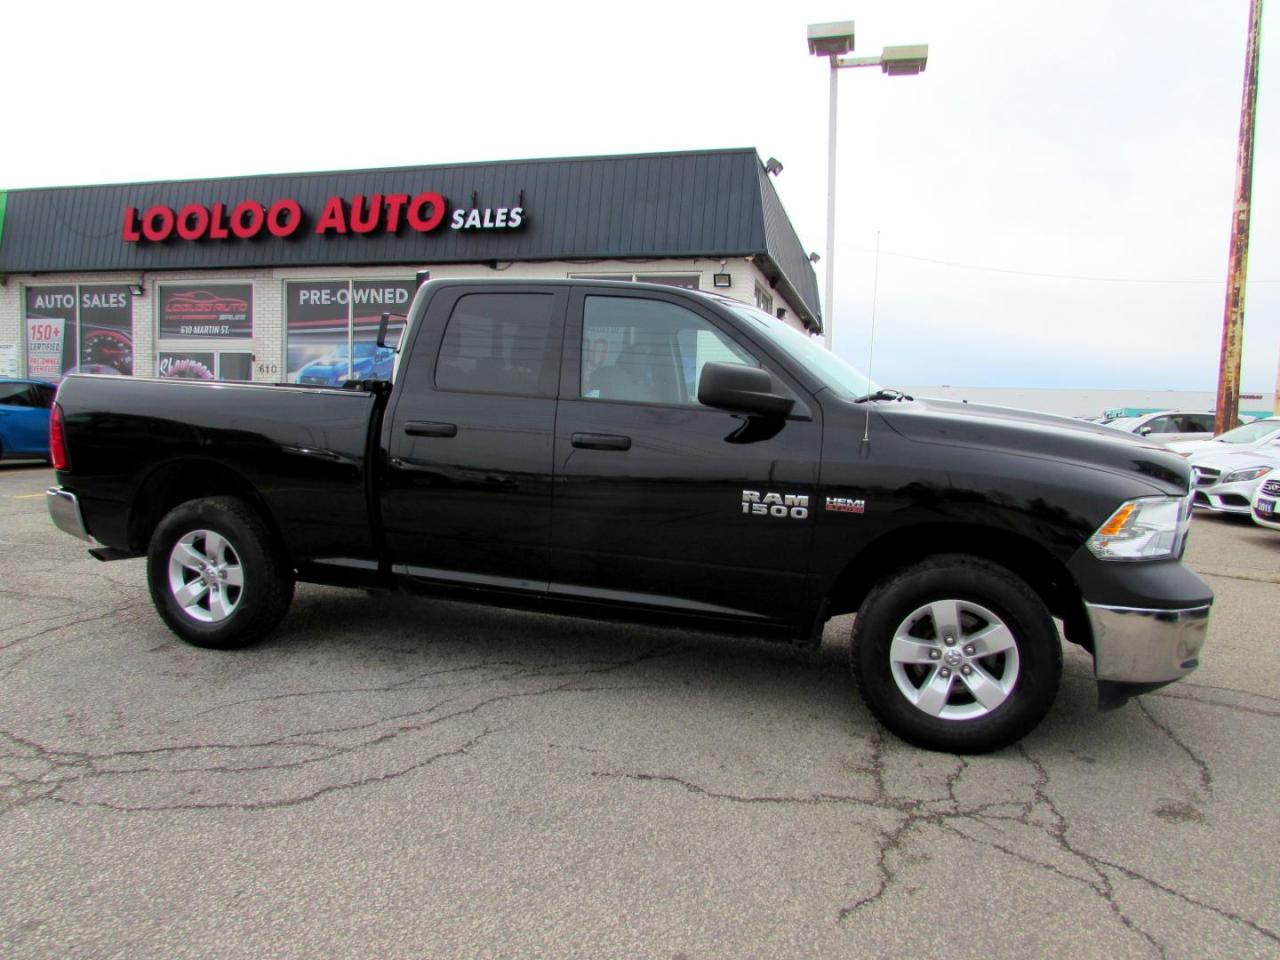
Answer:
824;522;1094;652
128;459;288;562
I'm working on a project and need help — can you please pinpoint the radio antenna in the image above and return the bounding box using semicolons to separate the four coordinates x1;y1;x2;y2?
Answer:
863;230;882;443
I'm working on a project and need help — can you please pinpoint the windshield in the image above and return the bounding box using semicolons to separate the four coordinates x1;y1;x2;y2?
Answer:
715;299;878;399
1217;419;1280;443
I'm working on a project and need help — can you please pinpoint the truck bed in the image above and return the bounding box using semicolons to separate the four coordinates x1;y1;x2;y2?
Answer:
53;375;384;567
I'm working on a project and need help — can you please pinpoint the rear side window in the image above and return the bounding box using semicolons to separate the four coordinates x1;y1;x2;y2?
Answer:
435;293;559;398
0;384;35;407
34;385;56;409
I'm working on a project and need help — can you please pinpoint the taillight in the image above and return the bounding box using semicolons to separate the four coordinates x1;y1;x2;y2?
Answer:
50;402;69;471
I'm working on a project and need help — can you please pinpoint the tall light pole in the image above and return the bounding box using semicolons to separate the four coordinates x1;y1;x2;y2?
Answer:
807;22;928;351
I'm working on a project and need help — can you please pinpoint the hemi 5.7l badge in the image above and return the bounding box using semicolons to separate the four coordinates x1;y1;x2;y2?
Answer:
825;497;865;514
741;490;809;519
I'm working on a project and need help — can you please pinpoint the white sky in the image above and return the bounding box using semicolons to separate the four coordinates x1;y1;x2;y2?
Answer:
3;0;1276;392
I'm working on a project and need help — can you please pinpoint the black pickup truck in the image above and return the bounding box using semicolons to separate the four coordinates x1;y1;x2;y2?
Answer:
47;278;1211;752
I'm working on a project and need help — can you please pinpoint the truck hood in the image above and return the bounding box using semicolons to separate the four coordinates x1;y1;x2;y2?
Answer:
875;396;1192;496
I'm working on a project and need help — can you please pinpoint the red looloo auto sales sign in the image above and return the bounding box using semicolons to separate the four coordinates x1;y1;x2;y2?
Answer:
122;192;525;243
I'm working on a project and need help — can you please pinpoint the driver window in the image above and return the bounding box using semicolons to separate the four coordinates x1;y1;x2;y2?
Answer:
581;296;759;406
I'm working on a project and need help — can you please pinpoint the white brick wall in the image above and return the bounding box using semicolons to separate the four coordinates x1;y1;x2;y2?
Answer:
0;258;812;381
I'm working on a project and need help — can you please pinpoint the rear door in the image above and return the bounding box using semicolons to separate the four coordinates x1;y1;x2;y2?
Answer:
549;287;822;626
380;285;568;591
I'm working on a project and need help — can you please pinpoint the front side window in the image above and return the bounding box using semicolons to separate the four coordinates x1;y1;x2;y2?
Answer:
581;296;757;406
435;293;559;397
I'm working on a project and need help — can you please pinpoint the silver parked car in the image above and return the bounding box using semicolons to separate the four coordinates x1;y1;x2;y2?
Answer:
1106;410;1217;445
1188;447;1280;515
1166;416;1280;458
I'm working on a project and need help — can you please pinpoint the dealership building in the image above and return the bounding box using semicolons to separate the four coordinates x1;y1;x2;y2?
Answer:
0;148;821;385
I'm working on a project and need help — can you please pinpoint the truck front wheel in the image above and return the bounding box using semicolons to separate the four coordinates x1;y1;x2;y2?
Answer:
851;555;1062;753
146;497;294;649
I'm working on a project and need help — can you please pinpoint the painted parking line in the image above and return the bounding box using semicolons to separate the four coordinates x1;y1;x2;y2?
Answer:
13;493;46;499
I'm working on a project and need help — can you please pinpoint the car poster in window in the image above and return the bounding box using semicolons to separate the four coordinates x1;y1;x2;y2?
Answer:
159;284;253;339
286;278;414;385
24;286;77;380
78;285;134;376
285;280;350;385
158;352;217;380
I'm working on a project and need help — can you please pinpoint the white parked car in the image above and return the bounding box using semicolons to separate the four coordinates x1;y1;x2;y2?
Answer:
1106;410;1216;445
1188;447;1280;514
1167;416;1280;458
1250;469;1280;530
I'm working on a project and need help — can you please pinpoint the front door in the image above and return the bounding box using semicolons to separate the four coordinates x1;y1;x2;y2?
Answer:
381;285;568;590
550;287;822;627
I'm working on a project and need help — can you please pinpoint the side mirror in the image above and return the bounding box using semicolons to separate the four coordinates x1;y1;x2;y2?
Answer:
1138;426;1153;436
377;312;407;350
698;362;794;418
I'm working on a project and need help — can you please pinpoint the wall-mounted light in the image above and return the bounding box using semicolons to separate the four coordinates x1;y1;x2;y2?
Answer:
764;157;784;176
415;270;431;287
808;251;821;263
128;283;145;297
776;307;788;320
713;273;732;287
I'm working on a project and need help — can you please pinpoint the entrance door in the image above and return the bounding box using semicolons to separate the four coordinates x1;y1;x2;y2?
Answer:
550;287;822;626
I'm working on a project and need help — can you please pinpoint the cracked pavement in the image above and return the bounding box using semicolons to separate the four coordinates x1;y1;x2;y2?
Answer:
2;465;1278;959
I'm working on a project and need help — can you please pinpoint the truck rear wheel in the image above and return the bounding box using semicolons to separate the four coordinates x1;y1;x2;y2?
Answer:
851;555;1061;753
146;497;294;649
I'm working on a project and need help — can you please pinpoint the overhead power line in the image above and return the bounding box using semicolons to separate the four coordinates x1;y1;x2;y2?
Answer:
859;248;1278;285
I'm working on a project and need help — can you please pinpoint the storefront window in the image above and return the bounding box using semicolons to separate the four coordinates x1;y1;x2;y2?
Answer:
154;283;254;383
568;273;701;290
157;351;253;381
23;284;134;381
286;278;413;385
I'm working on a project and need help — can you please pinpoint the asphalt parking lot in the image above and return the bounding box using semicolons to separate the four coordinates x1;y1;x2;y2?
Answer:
1;462;1277;960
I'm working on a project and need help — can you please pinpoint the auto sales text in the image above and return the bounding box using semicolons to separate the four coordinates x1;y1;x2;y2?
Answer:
122;193;527;243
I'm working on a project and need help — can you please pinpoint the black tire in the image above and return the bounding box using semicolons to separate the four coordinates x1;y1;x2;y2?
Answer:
146;496;294;649
851;555;1061;754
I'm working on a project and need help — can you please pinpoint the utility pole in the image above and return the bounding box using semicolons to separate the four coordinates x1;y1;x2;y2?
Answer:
1214;0;1265;434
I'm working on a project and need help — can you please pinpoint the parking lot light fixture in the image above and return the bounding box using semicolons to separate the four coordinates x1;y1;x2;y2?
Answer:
808;21;928;350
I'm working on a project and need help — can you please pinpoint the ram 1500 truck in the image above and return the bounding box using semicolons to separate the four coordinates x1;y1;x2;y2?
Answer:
46;279;1212;752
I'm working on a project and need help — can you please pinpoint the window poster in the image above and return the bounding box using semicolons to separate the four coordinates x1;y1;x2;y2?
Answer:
24;286;77;380
159;284;253;339
158;352;217;380
285;280;351;385
286;278;414;385
78;285;134;375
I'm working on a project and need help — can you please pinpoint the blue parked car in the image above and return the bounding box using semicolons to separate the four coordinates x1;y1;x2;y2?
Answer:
295;342;395;386
0;377;57;461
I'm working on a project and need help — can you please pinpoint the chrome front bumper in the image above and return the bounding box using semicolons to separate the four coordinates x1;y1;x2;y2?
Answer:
46;487;93;543
1086;602;1209;684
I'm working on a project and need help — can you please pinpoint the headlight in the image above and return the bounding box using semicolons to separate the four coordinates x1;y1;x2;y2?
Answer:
1086;496;1185;561
1221;466;1272;484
